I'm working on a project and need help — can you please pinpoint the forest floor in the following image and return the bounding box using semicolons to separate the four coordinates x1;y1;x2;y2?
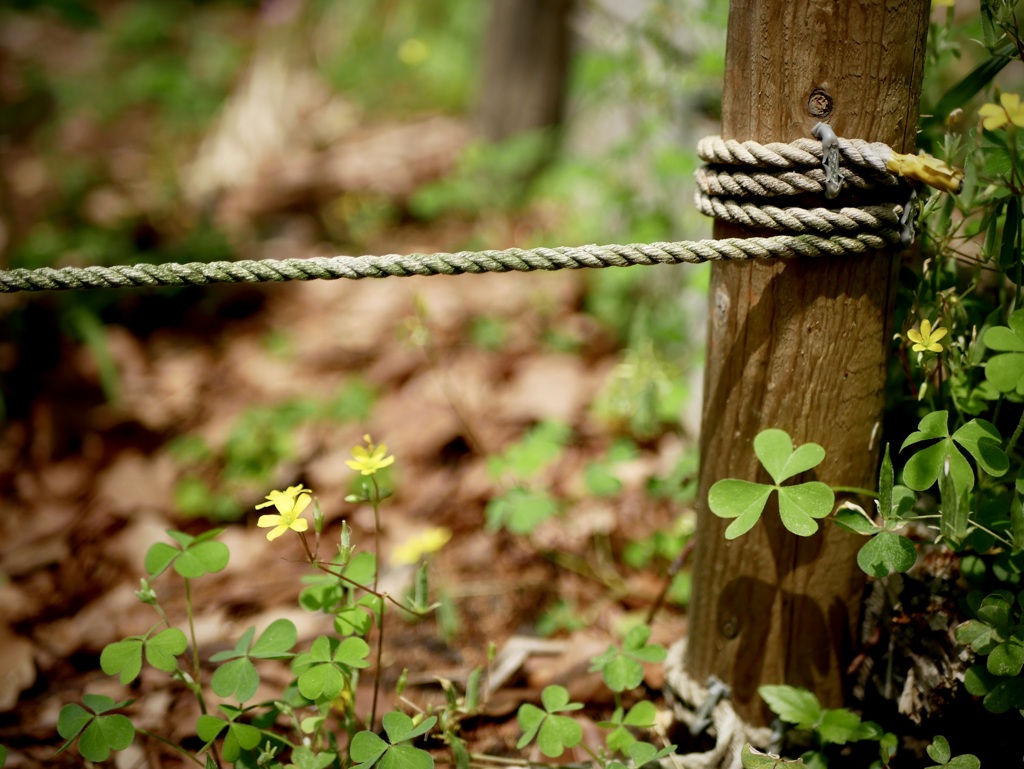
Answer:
0;72;695;769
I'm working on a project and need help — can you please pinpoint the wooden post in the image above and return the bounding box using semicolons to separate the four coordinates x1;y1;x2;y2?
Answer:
685;0;930;725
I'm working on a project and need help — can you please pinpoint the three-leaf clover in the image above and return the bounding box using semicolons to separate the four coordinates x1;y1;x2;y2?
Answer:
708;429;834;539
100;626;188;684
144;529;230;579
292;635;370;701
516;685;584;758
196;705;261;763
598;700;657;753
57;694;135;763
900;411;1007;493
606;741;677;769
350;712;437;769
589;625;667;692
924;736;980;769
833;445;918;577
210;619;297;703
984;309;1024;394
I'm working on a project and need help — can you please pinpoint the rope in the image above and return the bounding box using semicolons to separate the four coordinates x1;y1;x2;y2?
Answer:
0;126;952;294
662;639;774;769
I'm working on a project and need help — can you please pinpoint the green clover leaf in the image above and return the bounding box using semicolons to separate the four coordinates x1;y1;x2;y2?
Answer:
900;411;1008;492
985;310;1024;394
709;429;834;539
210;619;297;703
57;695;135;763
588;625;666;692
100;627;187;684
293;635;370;702
351;712;437;769
925;736;981;769
196;706;261;763
598;701;657;754
144;529;229;579
856;532;917;577
759;685;822;729
516;685;584;758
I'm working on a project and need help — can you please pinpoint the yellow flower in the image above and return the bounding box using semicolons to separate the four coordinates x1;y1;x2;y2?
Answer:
390;527;452;566
256;486;312;541
907;318;948;353
932;0;954;6
979;93;1024;131
345;434;395;476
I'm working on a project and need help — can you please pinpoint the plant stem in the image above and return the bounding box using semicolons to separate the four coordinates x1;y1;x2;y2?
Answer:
370;594;385;733
136;729;206;767
183;578;208;716
371;475;382;593
1006;404;1024;456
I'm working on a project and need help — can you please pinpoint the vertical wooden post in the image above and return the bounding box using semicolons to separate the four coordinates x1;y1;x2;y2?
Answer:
685;0;930;725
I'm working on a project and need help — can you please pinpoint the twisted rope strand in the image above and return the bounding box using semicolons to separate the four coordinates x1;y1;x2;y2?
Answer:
0;231;901;293
0;131;922;294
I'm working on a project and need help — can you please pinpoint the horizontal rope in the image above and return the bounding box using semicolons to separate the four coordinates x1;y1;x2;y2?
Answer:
0;127;942;294
0;233;900;293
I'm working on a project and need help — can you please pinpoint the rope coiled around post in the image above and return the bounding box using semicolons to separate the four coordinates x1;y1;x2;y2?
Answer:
0;126;943;294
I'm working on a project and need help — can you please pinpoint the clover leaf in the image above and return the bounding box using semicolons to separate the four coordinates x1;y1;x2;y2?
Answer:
900;411;1007;493
516;685;584;758
144;529;230;579
210;619;297;703
985;310;1024;395
598;700;657;754
856;533;917;577
57;694;135;763
100;626;187;684
924;736;980;769
350;712;437;769
196;705;261;763
292;635;370;701
709;429;834;539
588;625;666;692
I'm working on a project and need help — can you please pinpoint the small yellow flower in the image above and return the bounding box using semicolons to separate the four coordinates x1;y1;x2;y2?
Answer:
398;38;430;66
345;434;395;476
256;486;312;541
907;318;948;353
979;93;1024;131
390;527;452;566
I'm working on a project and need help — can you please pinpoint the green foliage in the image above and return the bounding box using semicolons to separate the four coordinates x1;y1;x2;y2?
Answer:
925;736;981;769
900;411;1007;493
56;694;135;763
759;685;891;768
588;625;667;692
210;619;298;703
196;705;261;763
597;701;657;754
957;589;1024;712
485;421;569;534
101;626;187;684
708;429;834;539
144;528;230;578
351;712;437;769
516;685;584;758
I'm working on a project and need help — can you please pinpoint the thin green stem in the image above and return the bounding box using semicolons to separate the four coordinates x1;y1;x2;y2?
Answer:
371;475;382;593
831;486;879;498
1006;404;1024;456
370;595;385;733
467;754;592;769
183;578;208;716
136;729;206;767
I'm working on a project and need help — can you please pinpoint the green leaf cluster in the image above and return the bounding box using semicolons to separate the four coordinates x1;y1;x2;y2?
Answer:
144;528;229;578
588;625;666;692
516;685;584;758
101;626;187;684
709;429;834;539
57;694;135;763
196;705;261;763
957;589;1024;713
485;421;570;534
210;619;297;703
351;712;437;769
292;635;371;702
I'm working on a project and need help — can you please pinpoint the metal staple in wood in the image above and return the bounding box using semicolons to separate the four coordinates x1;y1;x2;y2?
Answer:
0;132;911;294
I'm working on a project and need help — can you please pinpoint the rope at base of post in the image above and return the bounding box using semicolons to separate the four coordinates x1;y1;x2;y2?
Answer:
0;125;960;294
661;639;773;769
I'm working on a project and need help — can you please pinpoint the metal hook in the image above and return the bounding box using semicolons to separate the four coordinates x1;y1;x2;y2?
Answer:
811;122;842;199
899;188;918;247
689;676;731;735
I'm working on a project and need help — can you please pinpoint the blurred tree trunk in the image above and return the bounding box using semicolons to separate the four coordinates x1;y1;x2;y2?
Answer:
685;0;930;727
474;0;573;142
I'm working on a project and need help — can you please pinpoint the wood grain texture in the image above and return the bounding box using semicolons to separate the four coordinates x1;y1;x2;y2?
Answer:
685;0;930;725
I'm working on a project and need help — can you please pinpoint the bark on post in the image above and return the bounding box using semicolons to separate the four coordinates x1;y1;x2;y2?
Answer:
686;0;930;726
